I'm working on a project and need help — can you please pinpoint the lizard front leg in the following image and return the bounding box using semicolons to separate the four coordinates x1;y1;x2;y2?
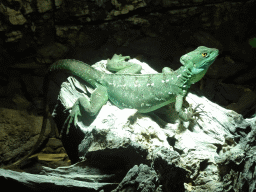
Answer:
62;85;108;136
175;94;201;121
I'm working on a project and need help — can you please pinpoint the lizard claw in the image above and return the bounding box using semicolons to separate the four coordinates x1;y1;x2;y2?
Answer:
60;105;80;137
187;104;205;121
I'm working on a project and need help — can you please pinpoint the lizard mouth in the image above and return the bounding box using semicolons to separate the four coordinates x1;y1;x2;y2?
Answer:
211;49;219;59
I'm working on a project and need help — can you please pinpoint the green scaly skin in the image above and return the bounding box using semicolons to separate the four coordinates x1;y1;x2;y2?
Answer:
55;46;218;129
3;46;218;169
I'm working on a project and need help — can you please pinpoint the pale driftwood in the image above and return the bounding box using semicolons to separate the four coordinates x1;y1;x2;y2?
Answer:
1;58;255;192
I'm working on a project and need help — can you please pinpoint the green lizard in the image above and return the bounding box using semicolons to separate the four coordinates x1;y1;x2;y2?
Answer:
58;46;218;133
3;46;218;169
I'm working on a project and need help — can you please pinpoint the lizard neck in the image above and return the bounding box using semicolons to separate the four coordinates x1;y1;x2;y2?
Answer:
173;66;193;89
189;69;208;84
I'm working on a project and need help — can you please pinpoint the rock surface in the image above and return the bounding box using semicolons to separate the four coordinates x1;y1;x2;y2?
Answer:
2;58;255;191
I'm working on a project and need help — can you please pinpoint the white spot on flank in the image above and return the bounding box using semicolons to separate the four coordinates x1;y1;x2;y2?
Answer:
141;103;145;107
147;83;154;86
155;97;165;101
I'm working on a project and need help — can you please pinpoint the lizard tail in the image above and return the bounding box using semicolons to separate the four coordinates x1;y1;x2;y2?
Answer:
1;59;103;170
49;59;104;87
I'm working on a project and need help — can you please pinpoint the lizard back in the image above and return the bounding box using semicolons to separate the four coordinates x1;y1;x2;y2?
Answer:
103;66;192;113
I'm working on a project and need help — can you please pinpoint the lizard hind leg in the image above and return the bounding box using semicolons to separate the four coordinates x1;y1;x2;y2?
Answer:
62;85;108;136
162;67;174;73
107;54;142;74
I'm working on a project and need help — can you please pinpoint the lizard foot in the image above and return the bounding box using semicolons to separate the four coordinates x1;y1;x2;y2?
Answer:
60;104;80;138
187;104;205;121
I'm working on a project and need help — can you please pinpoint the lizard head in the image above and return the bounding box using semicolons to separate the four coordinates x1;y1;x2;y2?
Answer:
180;46;219;84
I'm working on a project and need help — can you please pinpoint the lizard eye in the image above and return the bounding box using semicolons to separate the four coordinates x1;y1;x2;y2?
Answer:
202;53;207;57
